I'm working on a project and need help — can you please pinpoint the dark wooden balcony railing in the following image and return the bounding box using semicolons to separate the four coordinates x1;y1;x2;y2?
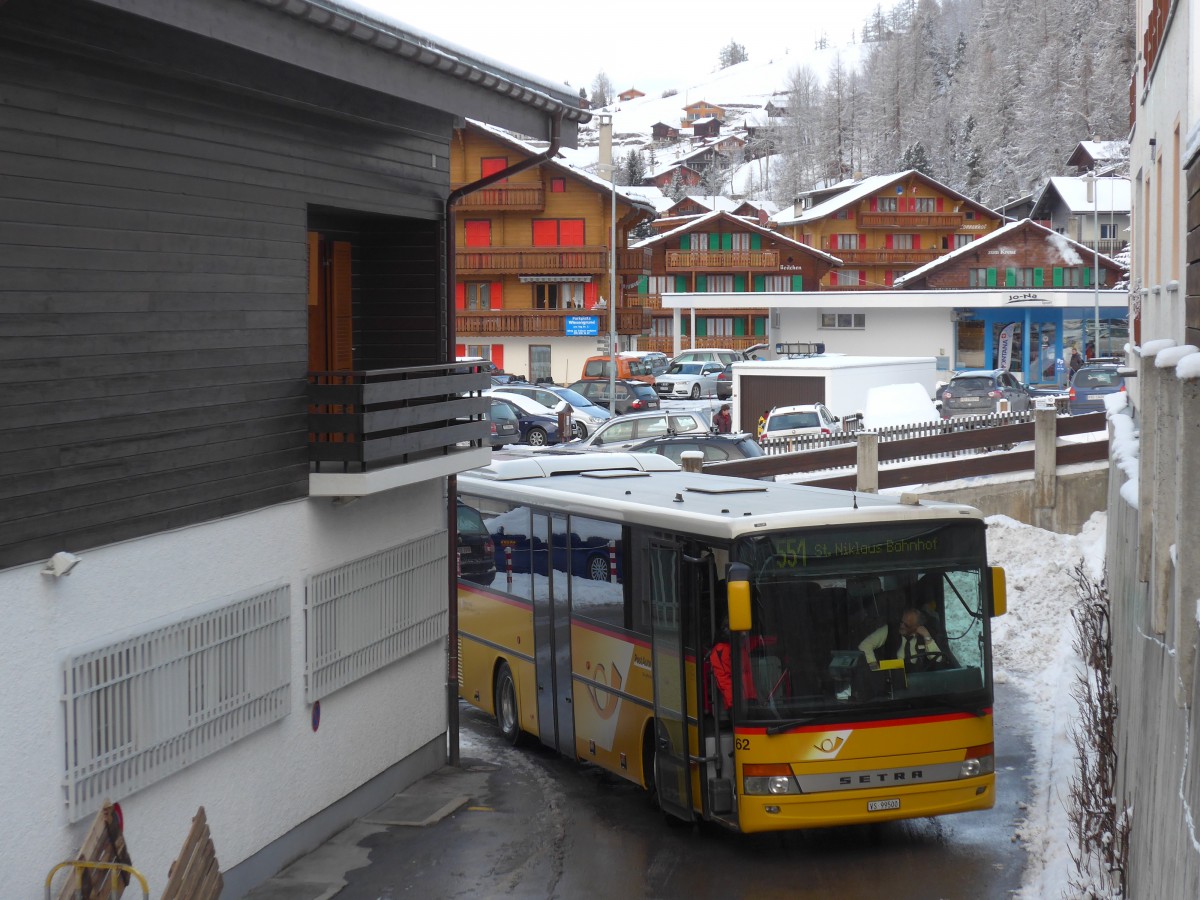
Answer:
308;362;488;475
833;248;943;265
617;248;653;272
637;335;764;354
664;249;781;270
455;246;608;275
456;308;645;336
450;183;545;210
625;292;662;309
856;212;965;229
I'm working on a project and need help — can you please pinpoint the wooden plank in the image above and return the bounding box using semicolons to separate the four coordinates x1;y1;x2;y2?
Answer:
162;807;223;900
53;801;134;900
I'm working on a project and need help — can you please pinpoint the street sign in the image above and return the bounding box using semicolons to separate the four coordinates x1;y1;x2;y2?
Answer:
565;315;600;337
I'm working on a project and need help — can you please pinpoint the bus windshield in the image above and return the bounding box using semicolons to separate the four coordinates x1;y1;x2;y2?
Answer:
729;521;991;723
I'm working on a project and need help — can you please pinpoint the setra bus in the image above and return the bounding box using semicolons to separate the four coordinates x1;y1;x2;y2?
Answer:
456;452;1007;832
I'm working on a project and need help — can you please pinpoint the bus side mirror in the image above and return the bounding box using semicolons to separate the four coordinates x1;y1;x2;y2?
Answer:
727;562;752;632
990;566;1007;617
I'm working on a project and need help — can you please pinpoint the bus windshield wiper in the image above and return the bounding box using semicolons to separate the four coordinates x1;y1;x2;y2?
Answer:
764;712;837;734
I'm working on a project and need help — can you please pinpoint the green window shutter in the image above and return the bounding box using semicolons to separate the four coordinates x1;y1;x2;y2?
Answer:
750;233;762;250
753;275;766;292
753;317;766;336
680;234;691;250
1083;268;1091;287
1052;267;1063;287
696;274;708;292
734;275;746;292
1005;268;1016;287
791;275;804;291
709;233;720;250
734;318;746;336
986;268;997;287
637;275;648;294
675;276;687;292
697;318;708;337
1033;268;1044;287
721;233;733;250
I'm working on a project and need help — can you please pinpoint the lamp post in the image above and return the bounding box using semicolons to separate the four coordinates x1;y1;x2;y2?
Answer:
1086;169;1101;356
596;113;618;404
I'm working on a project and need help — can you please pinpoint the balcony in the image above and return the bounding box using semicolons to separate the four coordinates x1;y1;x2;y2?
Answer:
617;247;653;273
457;308;646;337
625;292;661;310
857;212;965;229
456;246;607;275
307;362;491;497
638;335;764;354
450;183;545;211
1080;239;1128;257
833;248;943;266
664;249;781;270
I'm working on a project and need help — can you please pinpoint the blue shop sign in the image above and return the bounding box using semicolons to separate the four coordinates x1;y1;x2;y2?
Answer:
565;315;600;336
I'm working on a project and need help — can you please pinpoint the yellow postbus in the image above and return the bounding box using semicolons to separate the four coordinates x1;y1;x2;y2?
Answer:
456;453;1007;832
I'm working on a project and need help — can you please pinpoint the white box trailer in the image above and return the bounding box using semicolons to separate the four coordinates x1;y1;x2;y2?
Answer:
730;355;939;434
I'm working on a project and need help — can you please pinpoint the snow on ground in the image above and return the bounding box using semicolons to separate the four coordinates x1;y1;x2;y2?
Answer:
985;512;1108;898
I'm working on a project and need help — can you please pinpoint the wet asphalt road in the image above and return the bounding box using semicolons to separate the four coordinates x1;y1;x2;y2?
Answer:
329;681;1032;900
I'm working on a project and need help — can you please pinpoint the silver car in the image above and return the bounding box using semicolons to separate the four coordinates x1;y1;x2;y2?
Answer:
493;384;611;438
654;361;725;399
570;410;712;451
940;369;1033;417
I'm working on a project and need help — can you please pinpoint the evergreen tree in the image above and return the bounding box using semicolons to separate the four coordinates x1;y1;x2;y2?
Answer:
621;149;646;186
719;40;749;69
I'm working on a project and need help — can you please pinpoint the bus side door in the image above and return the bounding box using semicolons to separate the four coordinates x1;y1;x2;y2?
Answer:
646;540;693;820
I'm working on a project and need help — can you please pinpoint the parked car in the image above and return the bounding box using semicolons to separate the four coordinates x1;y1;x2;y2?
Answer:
490;373;528;387
580;354;655;384
486;398;520;448
457;355;501;375
669;348;745;368
494;384;611;438
940;369;1033;418
488;396;563;446
654;361;725;399
715;363;734;400
760;403;840;442
457;499;497;586
627;432;764;463
623;350;670;376
571;409;712;451
1069;363;1125;415
567;379;661;415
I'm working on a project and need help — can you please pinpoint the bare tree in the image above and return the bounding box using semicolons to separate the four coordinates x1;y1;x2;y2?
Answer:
590;71;613;108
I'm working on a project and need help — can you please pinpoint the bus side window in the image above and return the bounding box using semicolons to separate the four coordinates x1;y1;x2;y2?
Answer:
568;516;624;630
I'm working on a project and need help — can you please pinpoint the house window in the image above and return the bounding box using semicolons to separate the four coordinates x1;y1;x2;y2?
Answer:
762;276;793;291
835;234;861;250
650;317;673;336
530;345;552;382
466;344;491;359
965;211;976;220
954;234;974;249
532;219;585;245
968;268;989;287
703;317;735;336
534;283;585;309
892;234;915;250
876;197;898;212
820;313;866;329
834;209;852;220
1010;267;1037;287
550;178;566;193
914;197;936;213
705;275;735;292
689;233;711;249
1100;223;1120;239
465;283;491;310
831;269;863;286
464;220;491;247
647;276;672;294
730;233;751;250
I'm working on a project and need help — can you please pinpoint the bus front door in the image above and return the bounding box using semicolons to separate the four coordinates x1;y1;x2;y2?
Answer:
533;513;575;757
647;542;693;820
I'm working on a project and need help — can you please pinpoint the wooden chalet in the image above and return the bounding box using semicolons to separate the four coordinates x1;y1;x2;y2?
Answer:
618;88;645;102
629;211;840;354
450;121;656;379
651;121;681;141
692;116;722;138
681;100;725;124
771;170;1004;290
644;163;703;191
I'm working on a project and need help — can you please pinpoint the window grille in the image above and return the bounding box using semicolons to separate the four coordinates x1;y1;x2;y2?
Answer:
305;531;447;703
62;586;291;822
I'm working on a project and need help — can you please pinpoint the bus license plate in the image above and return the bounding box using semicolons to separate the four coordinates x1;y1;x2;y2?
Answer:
868;799;900;812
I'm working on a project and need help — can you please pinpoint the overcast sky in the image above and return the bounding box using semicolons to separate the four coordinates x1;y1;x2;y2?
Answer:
351;0;889;96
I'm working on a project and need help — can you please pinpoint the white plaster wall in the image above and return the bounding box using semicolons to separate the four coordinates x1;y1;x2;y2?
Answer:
0;480;448;896
494;336;613;385
775;307;956;370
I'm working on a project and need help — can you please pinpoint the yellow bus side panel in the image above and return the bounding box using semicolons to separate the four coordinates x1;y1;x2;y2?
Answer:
458;583;538;737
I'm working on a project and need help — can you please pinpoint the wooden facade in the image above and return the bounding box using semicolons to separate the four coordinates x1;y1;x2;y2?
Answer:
449;122;656;364
773;171;1004;290
681;100;725;123
631;211;838;346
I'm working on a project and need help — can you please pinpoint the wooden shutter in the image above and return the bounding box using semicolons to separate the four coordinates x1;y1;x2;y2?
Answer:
709;233;720;250
330;241;354;371
696;318;707;337
455;283;466;309
696;274;708;292
721;233;733;250
913;234;921;250
560;219;585;245
733;274;746;292
1083;268;1091;287
1053;267;1064;287
490;345;504;371
847;207;855;219
585;282;598;308
885;270;894;287
791;275;804;291
733;318;745;336
637;275;648;294
464;220;491;247
680;234;691;250
456;343;466;358
675;276;687;292
750;233;761;250
1005;268;1016;287
1033;268;1044;287
830;271;839;286
986;268;997;287
532;220;558;246
870;197;878;211
886;234;894;249
936;198;944;212
491;281;504;309
859;271;867;286
753;275;766;292
859;233;866;249
481;156;507;180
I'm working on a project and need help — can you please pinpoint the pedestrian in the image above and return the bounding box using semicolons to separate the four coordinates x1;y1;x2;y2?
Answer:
1068;344;1082;374
1085;341;1096;360
713;403;732;433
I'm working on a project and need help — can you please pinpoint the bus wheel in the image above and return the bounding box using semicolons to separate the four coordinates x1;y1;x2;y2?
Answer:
494;662;522;746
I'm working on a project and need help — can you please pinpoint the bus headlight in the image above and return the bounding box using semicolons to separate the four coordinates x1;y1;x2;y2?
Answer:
960;744;995;779
743;764;801;795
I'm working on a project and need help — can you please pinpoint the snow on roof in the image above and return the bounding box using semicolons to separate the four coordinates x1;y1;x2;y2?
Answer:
772;171;999;226
893;219;1126;288
632;210;842;266
1075;140;1129;162
466;119;657;216
1041;176;1131;215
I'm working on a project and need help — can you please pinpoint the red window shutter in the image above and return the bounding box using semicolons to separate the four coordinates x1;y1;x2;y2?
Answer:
490;281;503;310
455;344;466;358
584;282;598;308
830;271;839;286
551;178;566;193
560;219;585;245
532;220;557;246
455;283;466;309
885;234;893;249
870;197;878;211
885;270;894;286
913;234;921;250
330;241;354;371
847;207;854;219
481;156;507;180
464;220;490;247
936;198;944;212
909;197;916;212
859;233;866;249
490;345;504;371
859;271;866;286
